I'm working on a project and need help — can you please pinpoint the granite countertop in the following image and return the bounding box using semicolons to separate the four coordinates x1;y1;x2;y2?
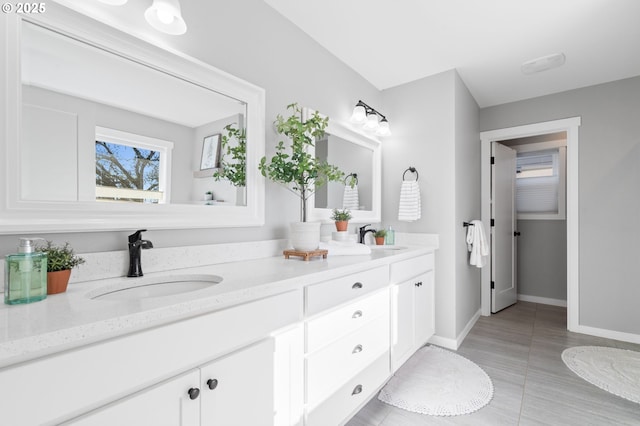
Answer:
0;245;435;369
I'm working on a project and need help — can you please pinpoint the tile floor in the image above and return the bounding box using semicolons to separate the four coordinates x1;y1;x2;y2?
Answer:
346;302;640;425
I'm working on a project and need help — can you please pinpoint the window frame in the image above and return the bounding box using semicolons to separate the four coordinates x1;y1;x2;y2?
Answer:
514;140;566;220
95;126;174;204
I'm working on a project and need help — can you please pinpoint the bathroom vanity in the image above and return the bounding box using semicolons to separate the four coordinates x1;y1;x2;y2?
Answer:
0;241;436;426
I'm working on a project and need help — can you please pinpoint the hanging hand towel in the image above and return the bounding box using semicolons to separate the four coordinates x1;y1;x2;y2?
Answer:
466;220;489;268
398;180;421;222
342;184;360;210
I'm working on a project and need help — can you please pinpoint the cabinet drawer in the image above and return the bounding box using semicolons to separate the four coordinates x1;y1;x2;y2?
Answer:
306;352;389;426
306;265;388;316
306;315;389;406
306;289;389;353
389;253;434;284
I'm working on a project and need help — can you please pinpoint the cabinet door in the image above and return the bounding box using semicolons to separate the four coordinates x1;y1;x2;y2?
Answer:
390;280;414;371
65;369;200;426
414;270;435;347
200;338;275;426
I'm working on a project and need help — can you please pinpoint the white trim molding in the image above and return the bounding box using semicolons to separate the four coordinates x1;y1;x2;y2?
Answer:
429;309;481;351
480;117;581;333
517;294;567;307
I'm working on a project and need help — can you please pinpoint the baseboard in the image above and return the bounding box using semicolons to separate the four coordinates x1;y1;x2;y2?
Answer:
571;324;640;345
518;294;567;307
429;309;481;351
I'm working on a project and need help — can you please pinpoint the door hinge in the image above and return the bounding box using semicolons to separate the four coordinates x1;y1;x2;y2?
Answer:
491;281;495;290
491;218;495;227
491;156;495;165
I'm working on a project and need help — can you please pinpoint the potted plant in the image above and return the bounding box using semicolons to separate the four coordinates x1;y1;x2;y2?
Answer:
331;208;352;231
213;123;246;188
37;241;85;294
260;103;344;251
374;229;387;245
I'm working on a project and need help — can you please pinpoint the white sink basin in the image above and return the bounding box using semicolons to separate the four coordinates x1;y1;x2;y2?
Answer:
89;274;223;301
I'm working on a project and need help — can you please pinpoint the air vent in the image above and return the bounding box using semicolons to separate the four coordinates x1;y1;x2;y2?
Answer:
521;53;566;75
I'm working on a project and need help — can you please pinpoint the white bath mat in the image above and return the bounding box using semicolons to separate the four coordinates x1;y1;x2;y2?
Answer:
562;346;640;404
378;345;494;416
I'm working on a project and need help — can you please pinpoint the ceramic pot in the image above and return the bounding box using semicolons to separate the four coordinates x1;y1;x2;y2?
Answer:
335;221;348;232
290;221;321;251
47;269;71;294
375;237;385;245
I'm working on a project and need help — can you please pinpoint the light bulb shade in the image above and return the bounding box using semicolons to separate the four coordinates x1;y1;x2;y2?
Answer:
350;104;366;123
376;119;390;136
363;112;379;130
145;0;187;35
98;0;128;5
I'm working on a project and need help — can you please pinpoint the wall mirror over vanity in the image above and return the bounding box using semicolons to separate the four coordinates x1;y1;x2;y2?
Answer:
1;9;265;233
303;108;382;224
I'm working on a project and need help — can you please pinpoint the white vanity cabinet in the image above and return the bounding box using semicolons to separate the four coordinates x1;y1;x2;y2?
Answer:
303;265;391;426
390;253;435;371
67;338;275;426
0;290;302;426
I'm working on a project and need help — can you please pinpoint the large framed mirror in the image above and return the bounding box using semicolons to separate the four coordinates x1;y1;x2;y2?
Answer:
0;10;265;233
303;109;381;224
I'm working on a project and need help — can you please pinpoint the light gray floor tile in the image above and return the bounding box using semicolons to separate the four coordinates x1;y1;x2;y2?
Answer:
348;302;640;425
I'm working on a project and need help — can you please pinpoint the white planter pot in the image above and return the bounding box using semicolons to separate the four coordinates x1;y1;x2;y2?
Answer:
290;221;321;251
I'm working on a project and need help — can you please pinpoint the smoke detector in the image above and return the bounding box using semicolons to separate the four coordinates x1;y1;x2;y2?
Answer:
521;53;566;75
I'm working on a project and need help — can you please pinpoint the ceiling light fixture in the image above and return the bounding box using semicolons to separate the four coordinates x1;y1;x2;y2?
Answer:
521;53;566;75
350;100;390;136
145;0;187;35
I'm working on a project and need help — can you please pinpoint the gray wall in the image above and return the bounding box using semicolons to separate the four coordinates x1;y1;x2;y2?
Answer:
454;73;481;337
517;220;567;301
480;75;640;335
0;0;381;255
381;70;480;343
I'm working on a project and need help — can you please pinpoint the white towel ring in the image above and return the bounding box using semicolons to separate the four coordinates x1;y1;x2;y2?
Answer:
402;167;419;181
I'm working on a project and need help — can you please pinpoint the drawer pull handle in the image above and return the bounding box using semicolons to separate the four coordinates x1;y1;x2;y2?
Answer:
352;282;363;290
206;379;218;390
188;387;200;400
352;310;363;319
352;344;363;354
352;384;363;395
415;281;422;287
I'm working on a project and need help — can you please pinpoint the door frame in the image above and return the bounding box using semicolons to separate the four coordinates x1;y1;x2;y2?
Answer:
480;117;581;331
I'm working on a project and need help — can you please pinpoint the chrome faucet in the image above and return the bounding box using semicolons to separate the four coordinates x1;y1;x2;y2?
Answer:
358;224;376;245
127;229;153;277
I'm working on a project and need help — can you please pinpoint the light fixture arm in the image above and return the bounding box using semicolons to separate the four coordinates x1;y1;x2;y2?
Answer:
355;100;387;121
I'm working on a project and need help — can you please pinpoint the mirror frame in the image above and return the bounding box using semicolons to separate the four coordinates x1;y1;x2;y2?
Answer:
303;108;382;224
1;11;265;233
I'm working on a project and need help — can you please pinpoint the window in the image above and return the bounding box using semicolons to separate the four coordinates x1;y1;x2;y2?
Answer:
515;145;566;220
95;127;173;203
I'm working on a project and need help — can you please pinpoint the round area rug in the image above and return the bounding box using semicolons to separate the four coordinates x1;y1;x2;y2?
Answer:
378;345;494;416
562;346;640;404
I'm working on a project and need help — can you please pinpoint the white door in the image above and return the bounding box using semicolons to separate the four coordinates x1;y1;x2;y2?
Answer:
491;142;517;312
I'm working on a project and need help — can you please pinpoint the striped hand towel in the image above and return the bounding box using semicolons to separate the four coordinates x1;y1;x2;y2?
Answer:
343;184;360;210
398;180;421;221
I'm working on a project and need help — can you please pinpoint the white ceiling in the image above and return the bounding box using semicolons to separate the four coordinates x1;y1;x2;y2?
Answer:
264;0;640;107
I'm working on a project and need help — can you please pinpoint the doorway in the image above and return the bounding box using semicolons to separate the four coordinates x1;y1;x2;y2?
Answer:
480;117;581;330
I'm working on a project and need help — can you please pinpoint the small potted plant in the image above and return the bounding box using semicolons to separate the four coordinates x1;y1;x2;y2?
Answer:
331;208;352;231
37;241;85;294
374;229;387;245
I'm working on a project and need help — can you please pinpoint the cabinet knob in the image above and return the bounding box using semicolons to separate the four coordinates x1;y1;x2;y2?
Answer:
415;281;422;287
206;379;219;390
188;387;200;400
352;344;363;354
352;384;363;395
352;310;363;319
352;282;363;290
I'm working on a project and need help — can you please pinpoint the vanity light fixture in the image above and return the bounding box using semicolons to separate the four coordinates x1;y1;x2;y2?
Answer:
145;0;188;35
350;100;390;136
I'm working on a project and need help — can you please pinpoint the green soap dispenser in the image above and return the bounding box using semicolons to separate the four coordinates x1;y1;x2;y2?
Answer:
4;238;47;305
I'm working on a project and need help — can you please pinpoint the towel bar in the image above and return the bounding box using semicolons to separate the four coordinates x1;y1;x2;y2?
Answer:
463;221;475;227
402;167;419;181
